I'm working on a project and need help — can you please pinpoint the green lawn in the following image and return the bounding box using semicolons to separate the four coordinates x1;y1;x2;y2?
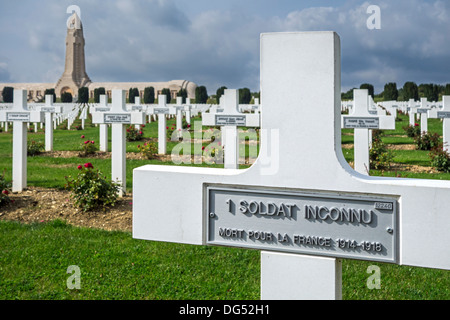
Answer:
0;220;448;300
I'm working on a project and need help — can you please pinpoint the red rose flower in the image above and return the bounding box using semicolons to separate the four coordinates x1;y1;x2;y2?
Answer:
81;135;85;139
2;190;9;195
77;165;82;170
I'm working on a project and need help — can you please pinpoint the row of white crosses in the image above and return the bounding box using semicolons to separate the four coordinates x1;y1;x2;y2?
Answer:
133;32;449;300
341;89;395;175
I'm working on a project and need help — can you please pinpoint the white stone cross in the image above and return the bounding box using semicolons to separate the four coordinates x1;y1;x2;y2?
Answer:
91;95;110;152
36;95;62;152
0;90;44;192
146;95;176;155
131;97;145;130
174;97;185;139
133;32;450;300
202;89;260;169
79;107;88;130
416;97;431;133
438;96;450;152
342;89;395;175
92;90;145;196
408;99;419;126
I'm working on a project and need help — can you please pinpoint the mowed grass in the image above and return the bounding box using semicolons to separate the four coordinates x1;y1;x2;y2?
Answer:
1;220;448;300
0;111;449;300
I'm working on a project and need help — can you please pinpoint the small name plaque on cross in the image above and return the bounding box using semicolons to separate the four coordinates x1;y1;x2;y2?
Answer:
6;112;30;122
343;117;380;129
215;115;247;126
104;114;132;123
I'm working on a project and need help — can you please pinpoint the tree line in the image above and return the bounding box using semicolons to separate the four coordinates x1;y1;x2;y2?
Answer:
2;85;261;105
341;82;450;101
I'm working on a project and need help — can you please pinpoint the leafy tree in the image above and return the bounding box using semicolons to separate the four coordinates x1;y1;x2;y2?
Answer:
177;89;188;103
253;91;261;103
2;87;14;103
216;86;227;104
143;87;155;104
61;92;73;103
419;83;439;102
383;82;398;101
94;87;105;103
195;86;208;104
161;88;172;103
77;87;89;104
402;82;419;101
341;88;356;100
44;89;56;103
360;83;374;97
239;88;252;104
128;87;139;103
444;84;450;96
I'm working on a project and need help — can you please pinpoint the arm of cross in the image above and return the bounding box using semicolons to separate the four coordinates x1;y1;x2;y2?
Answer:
133;32;450;271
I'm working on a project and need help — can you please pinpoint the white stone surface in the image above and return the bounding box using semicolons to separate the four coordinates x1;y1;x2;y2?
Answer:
261;252;342;300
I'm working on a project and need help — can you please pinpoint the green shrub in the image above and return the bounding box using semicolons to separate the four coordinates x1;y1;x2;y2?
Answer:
79;135;98;157
429;145;450;173
0;171;11;206
403;123;420;138
27;140;45;156
65;163;120;212
126;125;144;141
414;132;440;151
137;141;158;159
370;137;393;170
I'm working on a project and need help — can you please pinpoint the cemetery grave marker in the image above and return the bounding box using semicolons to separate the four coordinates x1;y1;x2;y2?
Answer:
36;95;62;151
0;90;44;192
92;90;145;196
133;32;450;300
417;98;431;133
438;96;450;152
91;95;110;152
408;99;419;126
146;95;175;155
202;89;260;169
341;89;395;175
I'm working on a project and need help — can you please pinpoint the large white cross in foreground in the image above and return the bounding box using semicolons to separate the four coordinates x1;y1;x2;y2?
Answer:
133;32;450;300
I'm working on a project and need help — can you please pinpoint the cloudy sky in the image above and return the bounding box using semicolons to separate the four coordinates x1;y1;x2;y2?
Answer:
0;0;449;95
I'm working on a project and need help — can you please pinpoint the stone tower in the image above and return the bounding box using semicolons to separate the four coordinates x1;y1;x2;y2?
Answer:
55;12;91;97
